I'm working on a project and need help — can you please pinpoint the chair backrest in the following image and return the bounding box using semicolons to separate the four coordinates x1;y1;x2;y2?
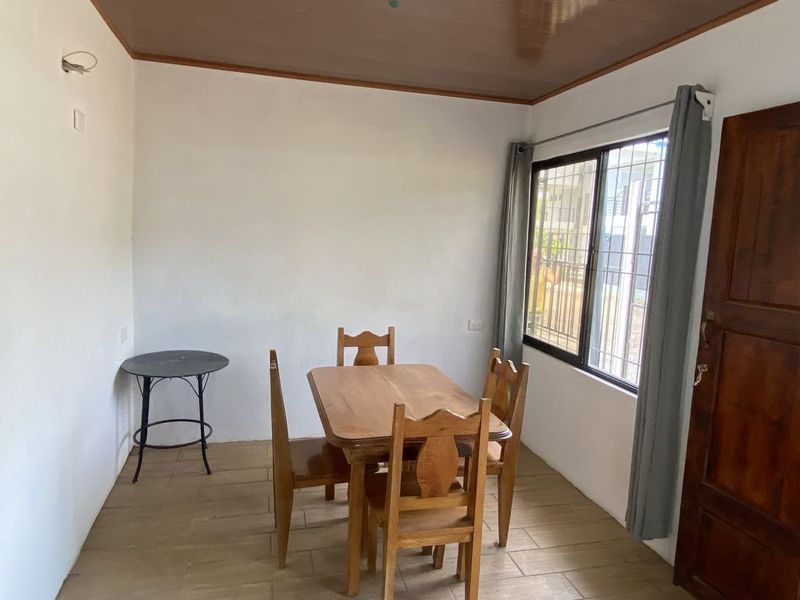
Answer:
384;399;491;529
268;349;294;481
481;348;502;399
337;326;396;366
482;348;529;442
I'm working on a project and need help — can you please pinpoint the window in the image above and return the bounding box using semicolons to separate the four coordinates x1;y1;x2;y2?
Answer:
525;134;668;391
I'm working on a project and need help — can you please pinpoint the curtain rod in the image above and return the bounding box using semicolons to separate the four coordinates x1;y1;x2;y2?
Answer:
533;99;675;146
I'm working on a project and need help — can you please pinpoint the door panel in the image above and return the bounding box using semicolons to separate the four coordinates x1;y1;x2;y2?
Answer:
675;101;800;599
706;332;799;515
729;128;800;308
694;512;772;599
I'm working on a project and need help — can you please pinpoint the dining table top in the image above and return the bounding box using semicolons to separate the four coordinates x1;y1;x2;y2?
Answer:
307;363;511;449
121;350;229;378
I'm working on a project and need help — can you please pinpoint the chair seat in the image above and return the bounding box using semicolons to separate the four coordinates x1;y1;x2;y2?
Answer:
456;441;503;476
487;441;502;463
457;440;502;461
290;437;350;487
365;473;470;537
389;507;473;541
366;470;453;499
365;473;472;545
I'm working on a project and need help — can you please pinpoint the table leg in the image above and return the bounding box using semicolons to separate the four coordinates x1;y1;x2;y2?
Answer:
132;376;151;484
197;374;212;474
346;461;366;597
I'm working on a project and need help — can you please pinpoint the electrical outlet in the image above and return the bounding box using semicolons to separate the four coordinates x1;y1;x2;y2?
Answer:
467;319;484;332
120;326;128;344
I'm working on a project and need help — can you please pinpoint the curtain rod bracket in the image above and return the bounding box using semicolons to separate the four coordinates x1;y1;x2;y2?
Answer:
695;91;715;121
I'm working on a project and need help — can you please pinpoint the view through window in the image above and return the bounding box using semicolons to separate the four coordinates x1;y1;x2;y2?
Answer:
528;158;597;355
525;134;668;388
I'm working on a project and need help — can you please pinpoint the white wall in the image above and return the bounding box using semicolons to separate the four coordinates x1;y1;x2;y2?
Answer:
132;62;527;443
520;0;800;563
0;1;135;598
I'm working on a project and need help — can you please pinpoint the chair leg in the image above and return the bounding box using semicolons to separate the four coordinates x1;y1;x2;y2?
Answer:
455;455;472;581
421;545;433;556
464;540;482;600
325;483;335;501
497;469;514;547
361;499;370;557
367;507;378;573
432;545;445;569
271;479;279;529
275;484;294;569
456;543;466;581
381;541;397;600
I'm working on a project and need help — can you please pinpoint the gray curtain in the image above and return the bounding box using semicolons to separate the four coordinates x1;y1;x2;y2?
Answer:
626;85;712;540
495;143;534;365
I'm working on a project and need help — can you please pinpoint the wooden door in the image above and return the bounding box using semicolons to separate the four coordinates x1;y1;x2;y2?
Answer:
675;101;800;599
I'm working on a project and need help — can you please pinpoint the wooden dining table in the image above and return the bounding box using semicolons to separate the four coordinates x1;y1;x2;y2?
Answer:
307;363;512;597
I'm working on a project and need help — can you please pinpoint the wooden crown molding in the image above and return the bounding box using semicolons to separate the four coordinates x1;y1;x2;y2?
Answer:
133;53;533;105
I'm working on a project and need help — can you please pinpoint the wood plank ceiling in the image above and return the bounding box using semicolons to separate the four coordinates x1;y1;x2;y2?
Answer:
92;0;773;104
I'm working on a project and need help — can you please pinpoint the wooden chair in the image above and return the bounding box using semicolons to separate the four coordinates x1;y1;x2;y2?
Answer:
269;349;352;568
364;399;492;600
328;326;396;499
483;349;529;547
428;350;529;571
337;326;395;366
466;348;530;547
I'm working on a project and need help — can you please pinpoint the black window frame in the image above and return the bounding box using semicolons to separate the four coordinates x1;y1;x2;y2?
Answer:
522;131;668;394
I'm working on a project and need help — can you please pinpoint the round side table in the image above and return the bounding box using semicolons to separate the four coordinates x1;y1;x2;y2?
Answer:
120;350;229;483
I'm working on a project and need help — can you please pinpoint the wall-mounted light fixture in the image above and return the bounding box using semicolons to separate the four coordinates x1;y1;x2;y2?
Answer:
62;50;98;75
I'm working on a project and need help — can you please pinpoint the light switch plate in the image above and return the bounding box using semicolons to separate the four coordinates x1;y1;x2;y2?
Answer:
73;109;85;133
468;319;485;332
